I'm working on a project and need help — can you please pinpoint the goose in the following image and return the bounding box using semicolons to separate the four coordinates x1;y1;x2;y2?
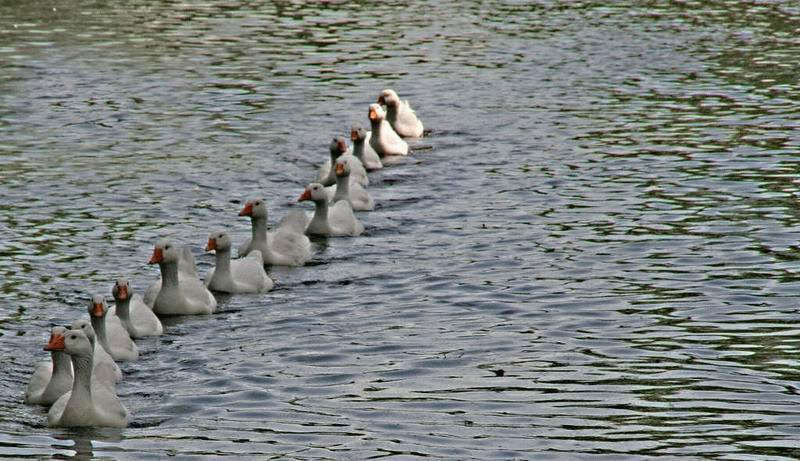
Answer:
368;103;408;156
46;329;129;428
143;245;198;308
148;239;217;315
318;136;369;187
89;295;138;362
70;319;122;386
298;183;364;237
350;124;382;171
330;157;374;211
111;279;163;338
24;326;73;405
238;199;312;266
205;231;274;293
378;88;424;138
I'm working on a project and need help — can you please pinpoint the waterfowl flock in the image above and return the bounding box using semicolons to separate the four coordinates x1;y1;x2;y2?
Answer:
23;89;424;428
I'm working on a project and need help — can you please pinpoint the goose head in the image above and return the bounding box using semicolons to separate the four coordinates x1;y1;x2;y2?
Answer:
335;157;351;178
111;278;131;302
88;294;108;319
48;329;92;357
298;183;327;204
329;136;347;159
206;230;232;253
148;239;181;265
377;89;400;107
69;319;97;345
238;199;268;219
351;124;367;142
368;103;386;123
43;326;68;351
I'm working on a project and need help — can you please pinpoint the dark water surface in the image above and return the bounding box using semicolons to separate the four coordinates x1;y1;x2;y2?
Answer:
2;0;800;459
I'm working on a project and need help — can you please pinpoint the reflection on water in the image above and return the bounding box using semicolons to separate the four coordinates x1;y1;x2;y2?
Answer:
2;0;800;459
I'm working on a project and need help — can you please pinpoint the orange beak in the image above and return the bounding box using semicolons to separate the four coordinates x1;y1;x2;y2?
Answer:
337;139;347;152
91;302;104;318
205;238;216;252
238;202;253;217
148;247;163;264
44;333;65;351
369;108;377;121
377;95;385;105
116;283;128;300
350;130;358;141
335;162;345;176
298;189;312;202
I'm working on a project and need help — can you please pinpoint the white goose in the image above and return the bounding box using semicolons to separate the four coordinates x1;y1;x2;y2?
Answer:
299;183;364;237
70;319;122;386
318;136;369;187
378;88;424;138
111;279;163;338
205;231;274;293
368;103;408;156
143;245;198;308
89;295;138;362
46;329;129;428
329;157;374;211
148;239;217;315
24;326;73;405
238;199;312;266
350;124;382;170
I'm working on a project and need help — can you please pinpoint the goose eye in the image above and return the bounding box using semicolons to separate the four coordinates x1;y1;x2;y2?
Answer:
165;245;171;250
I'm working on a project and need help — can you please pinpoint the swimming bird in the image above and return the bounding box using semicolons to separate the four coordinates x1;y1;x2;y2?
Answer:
46;329;129;428
350;124;382;171
24;326;73;405
368;103;408;156
238;199;312;266
328;157;374;211
298;183;364;237
111;279;163;338
148;239;217;315
89;295;138;362
205;230;274;293
378;88;424;138
318;136;369;187
70;319;122;386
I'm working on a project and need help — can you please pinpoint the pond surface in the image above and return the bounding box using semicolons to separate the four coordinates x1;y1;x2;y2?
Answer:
2;1;800;459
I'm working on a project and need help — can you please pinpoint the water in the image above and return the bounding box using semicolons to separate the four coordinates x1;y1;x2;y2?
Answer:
2;0;800;459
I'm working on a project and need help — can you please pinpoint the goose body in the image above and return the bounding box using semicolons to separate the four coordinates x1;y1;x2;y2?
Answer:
205;231;274;293
368;103;408;156
24;327;73;405
149;239;217;315
238;199;313;266
378;89;424;138
299;183;364;237
318;136;369;187
111;279;163;338
89;295;138;362
46;329;129;428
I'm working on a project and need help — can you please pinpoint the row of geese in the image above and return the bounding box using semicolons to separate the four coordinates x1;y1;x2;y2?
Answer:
24;89;425;427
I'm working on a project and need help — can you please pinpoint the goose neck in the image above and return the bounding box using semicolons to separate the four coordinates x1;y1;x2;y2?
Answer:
159;260;180;287
334;173;350;202
251;216;268;242
69;353;93;400
90;315;112;354
52;350;73;375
